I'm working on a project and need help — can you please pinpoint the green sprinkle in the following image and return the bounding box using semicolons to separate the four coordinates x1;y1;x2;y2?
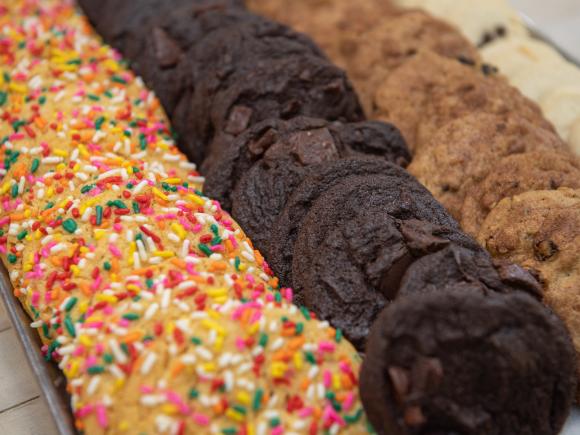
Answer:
106;200;127;209
198;243;212;257
88;94;100;101
345;408;364;424
188;388;199;399
300;306;311;320
132;201;140;213
67;58;82;65
80;184;95;194
232;405;247;415
210;224;219;236
269;418;281;428
234;256;241;271
87;365;105;375
95;116;105;130
145;278;154;289
64;297;78;312
252;388;263;411
304;351;316;365
38;95;46;105
12;120;26;132
16;230;28;241
42;323;50;339
3;72;10;83
258;333;268;348
111;75;128;85
190;337;202;346
335;329;343;343
64;316;76;337
295;322;304;335
122;313;140;321
103;261;112;271
44;201;54;210
103;353;114;364
139;135;147;150
222;429;237;435
30;158;40;173
10;183;18;198
143;335;154;342
7;253;17;264
0;92;7;106
104;90;113;98
274;292;282;303
120;343;130;355
45;341;61;362
95;205;103;225
62;218;78;234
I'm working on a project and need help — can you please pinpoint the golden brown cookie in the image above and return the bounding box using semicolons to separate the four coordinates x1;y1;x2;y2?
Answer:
478;188;580;397
340;10;480;113
374;51;555;151
407;113;566;218
460;151;580;236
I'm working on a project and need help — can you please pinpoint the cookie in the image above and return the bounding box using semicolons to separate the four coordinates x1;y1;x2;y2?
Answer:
374;51;555;151
540;86;580;156
360;288;576;435
393;0;528;46
340;10;480;113
398;243;543;300
266;159;442;285
407;113;566;219
289;170;481;347
460;150;580;236
202;117;410;211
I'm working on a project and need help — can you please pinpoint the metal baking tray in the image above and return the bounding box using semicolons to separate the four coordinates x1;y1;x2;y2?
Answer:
1;9;580;435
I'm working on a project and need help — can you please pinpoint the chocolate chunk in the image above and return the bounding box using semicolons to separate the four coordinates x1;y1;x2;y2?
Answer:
360;289;576;435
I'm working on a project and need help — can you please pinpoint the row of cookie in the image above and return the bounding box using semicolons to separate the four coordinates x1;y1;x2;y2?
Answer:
78;0;578;434
393;0;580;156
0;1;371;433
246;0;580;399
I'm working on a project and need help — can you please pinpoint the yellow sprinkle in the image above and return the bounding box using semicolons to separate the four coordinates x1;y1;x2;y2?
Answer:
161;404;179;415
23;262;32;273
8;82;27;93
270;362;287;378
114;378;125;391
152;187;168;201
95;294;118;304
23;209;31;218
153;250;174;258
127;284;140;293
46;187;54;198
187;193;205;206
293;352;303;370
118;421;129;432
103;59;119;72
79;246;89;254
78;144;90;158
163;178;182;185
246;322;259;336
225;408;245;423
78;335;92;347
236;392;251;406
206;287;227;298
171;223;186;239
214;335;224;352
94;229;106;240
333;373;341;390
56;163;67;172
70;265;80;276
202;363;216;372
78;301;89;314
66;360;80;378
201;319;226;335
0;182;10;194
53;149;69;158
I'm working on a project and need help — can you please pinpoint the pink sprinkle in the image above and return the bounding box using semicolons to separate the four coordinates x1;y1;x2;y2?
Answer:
298;407;314;418
73;345;85;357
166;391;190;415
108;244;122;258
342;392;355;412
265;293;274;302
192;223;202;233
9;133;25;141
76;404;94;418
140;385;154;394
113;223;123;232
118;319;130;328
271;427;283;435
323;404;345;427
339;361;352;374
323;370;332;388
319;341;336;353
192;413;210;426
95;343;105;355
95;404;108;428
228;235;238;249
31;292;40;307
235;337;246;350
0;217;9;226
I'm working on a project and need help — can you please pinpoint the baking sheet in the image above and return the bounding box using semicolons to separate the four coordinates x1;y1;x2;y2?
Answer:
1;11;579;435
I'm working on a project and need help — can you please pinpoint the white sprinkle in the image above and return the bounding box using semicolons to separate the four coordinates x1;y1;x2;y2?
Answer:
87;376;101;395
140;352;157;375
50;243;67;254
42;156;63;164
196;347;212;361
144;303;159;321
75;172;89;181
108;339;128;364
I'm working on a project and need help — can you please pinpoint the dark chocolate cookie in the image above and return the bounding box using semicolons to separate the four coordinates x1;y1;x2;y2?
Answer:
398;243;542;299
290;175;480;347
267;159;462;286
360;289;576;435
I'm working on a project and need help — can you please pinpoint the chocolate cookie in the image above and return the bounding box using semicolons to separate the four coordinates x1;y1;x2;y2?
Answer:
460;150;580;236
374;50;555;151
289;172;481;347
267;159;431;285
398;243;542;300
202;117;410;211
360;289;576;435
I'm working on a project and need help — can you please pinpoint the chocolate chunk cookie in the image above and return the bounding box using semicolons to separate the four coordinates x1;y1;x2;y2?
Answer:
267;159;441;285
460;150;580;236
374;50;555;151
361;289;576;435
398;243;542;299
288;171;481;347
408;113;566;219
